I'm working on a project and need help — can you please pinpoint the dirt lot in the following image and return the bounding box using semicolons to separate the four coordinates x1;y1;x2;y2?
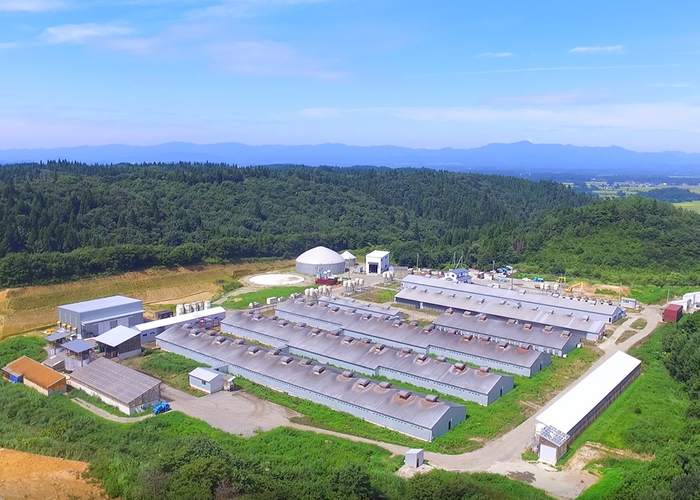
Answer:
0;260;291;340
564;441;652;474
0;448;106;500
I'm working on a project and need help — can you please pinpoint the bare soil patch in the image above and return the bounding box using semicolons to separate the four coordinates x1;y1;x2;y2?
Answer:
564;442;653;474
0;448;106;500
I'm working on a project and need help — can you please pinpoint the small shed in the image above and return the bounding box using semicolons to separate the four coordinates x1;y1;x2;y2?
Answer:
45;331;71;356
189;367;235;394
95;325;141;360
366;250;390;275
2;356;67;395
341;251;356;268
663;304;683;323
62;339;94;371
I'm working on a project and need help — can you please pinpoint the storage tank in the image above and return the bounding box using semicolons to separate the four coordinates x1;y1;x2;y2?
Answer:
295;246;346;275
176;304;185;316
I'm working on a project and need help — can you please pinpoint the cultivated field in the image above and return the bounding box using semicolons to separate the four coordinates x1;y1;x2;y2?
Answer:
0;260;292;340
0;448;106;500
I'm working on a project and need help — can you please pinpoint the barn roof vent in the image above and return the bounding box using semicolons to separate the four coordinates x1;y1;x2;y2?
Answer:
216;337;227;345
416;354;428;362
233;338;245;345
543;325;554;333
310;328;321;335
478;314;487;322
424;394;439;403
437;356;447;362
400;348;413;355
379;381;392;389
524;323;533;331
341;370;354;378
562;331;571;338
313;365;326;374
247;346;260;354
446;308;454;314
342;336;355;345
281;356;293;364
357;378;370;388
374;344;386;353
268;348;281;356
398;390;412;400
297;322;306;328
507;319;517;325
500;300;507;305
453;363;466;371
437;290;443;295
269;315;278;320
299;359;312;365
392;321;402;328
463;311;472;317
362;314;372;320
330;307;340;312
409;320;419;327
479;366;491;373
278;320;288;327
498;342;508;349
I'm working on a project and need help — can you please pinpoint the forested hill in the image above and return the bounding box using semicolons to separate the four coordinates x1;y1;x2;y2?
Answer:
0;162;584;286
486;196;700;285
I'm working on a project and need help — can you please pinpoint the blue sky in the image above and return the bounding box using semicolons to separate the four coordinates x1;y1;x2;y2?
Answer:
1;0;700;151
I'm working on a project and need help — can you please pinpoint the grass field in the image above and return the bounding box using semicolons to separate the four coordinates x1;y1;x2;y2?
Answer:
615;330;637;345
220;285;310;309
674;200;700;212
0;260;291;340
629;285;698;304
351;288;398;303
630;319;647;330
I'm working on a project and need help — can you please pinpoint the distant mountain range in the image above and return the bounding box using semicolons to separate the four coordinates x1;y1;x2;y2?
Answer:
2;141;700;178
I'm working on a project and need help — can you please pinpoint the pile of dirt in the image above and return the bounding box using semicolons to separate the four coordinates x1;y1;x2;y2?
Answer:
0;448;107;499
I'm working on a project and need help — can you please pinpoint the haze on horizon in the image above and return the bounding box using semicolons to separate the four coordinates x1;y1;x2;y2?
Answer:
1;0;699;153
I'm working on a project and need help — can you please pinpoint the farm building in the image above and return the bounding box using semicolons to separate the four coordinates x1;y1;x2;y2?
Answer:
273;300;550;377
94;325;141;360
400;275;625;323
366;250;390;275
295;246;346;276
535;351;641;465
445;268;472;283
188;367;235;394
61;339;94;371
341;250;356;268
58;295;144;339
157;326;466;441
68;357;162;415
433;310;580;357
2;356;67;395
222;311;514;405
45;331;71;356
134;307;226;343
663;304;684;323
317;296;402;319
395;287;605;342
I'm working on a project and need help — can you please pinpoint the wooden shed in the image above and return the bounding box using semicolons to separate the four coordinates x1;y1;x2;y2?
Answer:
2;356;67;396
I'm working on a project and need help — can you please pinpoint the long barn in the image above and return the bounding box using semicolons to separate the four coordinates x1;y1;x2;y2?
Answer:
157;325;466;441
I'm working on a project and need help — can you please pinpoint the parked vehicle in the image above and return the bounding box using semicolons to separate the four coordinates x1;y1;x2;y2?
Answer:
153;402;171;415
533;277;545;283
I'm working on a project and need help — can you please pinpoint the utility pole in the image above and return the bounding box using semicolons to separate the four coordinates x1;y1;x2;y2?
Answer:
416;253;419;270
492;260;496;272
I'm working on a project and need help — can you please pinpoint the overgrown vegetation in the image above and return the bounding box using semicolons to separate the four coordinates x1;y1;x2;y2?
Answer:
352;288;398;303
571;312;700;499
0;336;46;366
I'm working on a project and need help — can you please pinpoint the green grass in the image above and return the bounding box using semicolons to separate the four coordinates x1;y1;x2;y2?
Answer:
594;288;619;297
221;286;309;309
66;388;149;418
615;330;637;345
630;318;647;330
352;288;398;303
674;200;700;212
239;345;602;454
122;351;207;396
0;336;46;366
629;285;698;304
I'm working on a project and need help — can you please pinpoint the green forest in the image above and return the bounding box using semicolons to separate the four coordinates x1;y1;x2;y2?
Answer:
0;161;698;287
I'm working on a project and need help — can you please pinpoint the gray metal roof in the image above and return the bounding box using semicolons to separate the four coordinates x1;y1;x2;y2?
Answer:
94;326;140;347
395;288;605;336
69;357;160;406
317;296;401;319
274;300;545;369
401;275;623;320
223;311;510;396
59;295;143;314
433;311;575;351
62;339;94;353
45;331;70;342
157;326;465;429
189;367;225;382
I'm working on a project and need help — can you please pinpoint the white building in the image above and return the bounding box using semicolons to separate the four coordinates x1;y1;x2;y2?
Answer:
295;246;346;276
535;351;642;464
188;367;234;394
340;250;356;268
57;296;144;339
444;268;472;283
365;250;390;275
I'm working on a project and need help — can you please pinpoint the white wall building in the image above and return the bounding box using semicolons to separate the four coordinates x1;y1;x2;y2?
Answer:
444;268;472;283
366;250;390;275
535;351;642;464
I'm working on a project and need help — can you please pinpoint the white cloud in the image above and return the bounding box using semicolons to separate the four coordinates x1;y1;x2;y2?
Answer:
651;83;692;88
42;23;132;44
0;0;64;11
204;40;347;79
476;52;514;58
569;45;625;54
480;91;614;106
0;42;23;49
190;0;329;19
299;102;700;133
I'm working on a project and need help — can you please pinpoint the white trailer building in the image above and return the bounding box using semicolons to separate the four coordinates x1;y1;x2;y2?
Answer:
535;351;642;464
